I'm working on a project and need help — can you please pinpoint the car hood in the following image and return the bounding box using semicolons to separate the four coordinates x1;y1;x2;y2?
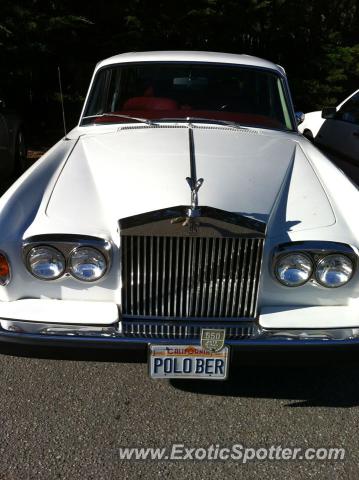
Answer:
45;125;335;236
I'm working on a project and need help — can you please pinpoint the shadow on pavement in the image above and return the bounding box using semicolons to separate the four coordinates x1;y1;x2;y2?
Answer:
171;349;359;407
0;342;147;363
2;341;359;407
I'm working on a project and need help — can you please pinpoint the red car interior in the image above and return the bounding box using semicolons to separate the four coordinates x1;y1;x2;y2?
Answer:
93;96;283;129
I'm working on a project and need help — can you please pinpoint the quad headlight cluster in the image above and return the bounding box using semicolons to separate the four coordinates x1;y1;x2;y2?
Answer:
27;246;107;282
274;251;355;288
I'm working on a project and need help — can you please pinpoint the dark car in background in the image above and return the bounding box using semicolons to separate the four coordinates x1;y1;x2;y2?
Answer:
0;92;27;177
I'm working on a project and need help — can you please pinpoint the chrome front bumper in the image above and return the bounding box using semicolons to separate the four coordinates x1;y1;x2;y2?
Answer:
1;319;359;349
1;299;359;349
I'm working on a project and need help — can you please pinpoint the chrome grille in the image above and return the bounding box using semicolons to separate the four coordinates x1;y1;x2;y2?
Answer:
122;321;257;340
121;236;264;319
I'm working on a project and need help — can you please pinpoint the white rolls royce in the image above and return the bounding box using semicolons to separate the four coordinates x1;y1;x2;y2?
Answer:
0;51;358;380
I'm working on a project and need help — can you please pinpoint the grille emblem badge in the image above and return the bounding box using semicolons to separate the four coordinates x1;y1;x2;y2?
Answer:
201;329;226;353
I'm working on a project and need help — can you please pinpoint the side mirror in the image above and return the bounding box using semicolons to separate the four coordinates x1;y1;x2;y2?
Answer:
295;111;305;125
321;107;336;119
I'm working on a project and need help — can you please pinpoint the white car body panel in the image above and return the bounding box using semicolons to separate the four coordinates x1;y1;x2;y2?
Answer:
0;299;118;325
260;306;359;329
43;127;334;231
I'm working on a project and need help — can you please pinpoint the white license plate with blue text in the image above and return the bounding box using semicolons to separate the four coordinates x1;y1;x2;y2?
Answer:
149;344;229;380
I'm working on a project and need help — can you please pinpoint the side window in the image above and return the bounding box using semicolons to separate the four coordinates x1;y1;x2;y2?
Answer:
336;92;359;125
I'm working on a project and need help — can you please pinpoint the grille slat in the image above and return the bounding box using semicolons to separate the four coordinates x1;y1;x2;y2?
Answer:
250;239;263;317
243;239;255;317
200;238;210;317
225;238;236;317
168;237;173;317
122;235;264;319
162;237;166;317
130;236;134;315
122;321;257;340
137;237;141;315
155;237;160;317
207;238;217;317
235;239;248;317
194;237;203;317
143;236;147;316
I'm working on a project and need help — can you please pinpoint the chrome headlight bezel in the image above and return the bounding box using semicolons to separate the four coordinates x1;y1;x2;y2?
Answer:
69;246;108;282
23;235;111;282
272;241;357;288
274;252;313;287
27;245;66;281
315;254;354;288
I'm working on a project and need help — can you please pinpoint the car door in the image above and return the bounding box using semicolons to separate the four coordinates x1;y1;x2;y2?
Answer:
317;92;359;161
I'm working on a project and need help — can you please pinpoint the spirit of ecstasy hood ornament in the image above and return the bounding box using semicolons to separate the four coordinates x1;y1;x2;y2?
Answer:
182;176;204;232
171;126;204;233
185;176;204;217
171;176;204;233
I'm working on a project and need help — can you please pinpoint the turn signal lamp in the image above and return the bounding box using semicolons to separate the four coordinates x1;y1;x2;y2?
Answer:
0;253;10;286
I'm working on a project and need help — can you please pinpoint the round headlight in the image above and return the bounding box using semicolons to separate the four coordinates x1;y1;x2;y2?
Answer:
27;246;66;280
275;253;313;287
69;247;107;281
316;254;353;288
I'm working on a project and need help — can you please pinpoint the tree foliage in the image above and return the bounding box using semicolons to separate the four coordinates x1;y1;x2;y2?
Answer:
0;0;358;129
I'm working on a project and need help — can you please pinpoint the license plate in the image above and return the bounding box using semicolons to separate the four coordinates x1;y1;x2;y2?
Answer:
149;345;229;380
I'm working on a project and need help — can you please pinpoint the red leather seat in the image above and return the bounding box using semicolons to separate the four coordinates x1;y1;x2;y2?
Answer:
123;97;178;111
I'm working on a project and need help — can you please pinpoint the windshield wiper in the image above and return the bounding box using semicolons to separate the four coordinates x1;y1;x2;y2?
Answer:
82;113;154;125
156;117;249;130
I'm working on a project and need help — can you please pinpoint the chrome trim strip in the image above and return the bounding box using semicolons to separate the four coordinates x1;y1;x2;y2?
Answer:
123;320;256;340
250;239;263;316
121;314;255;321
273;241;358;258
119;205;266;238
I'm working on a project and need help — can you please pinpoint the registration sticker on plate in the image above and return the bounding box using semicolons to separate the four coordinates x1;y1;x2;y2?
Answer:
149;345;229;380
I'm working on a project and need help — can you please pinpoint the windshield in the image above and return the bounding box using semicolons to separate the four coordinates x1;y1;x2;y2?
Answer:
81;62;295;131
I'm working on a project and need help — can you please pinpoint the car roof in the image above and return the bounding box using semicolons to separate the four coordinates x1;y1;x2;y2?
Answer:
96;51;285;75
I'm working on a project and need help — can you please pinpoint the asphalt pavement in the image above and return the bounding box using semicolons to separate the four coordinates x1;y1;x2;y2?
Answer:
0;148;359;479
